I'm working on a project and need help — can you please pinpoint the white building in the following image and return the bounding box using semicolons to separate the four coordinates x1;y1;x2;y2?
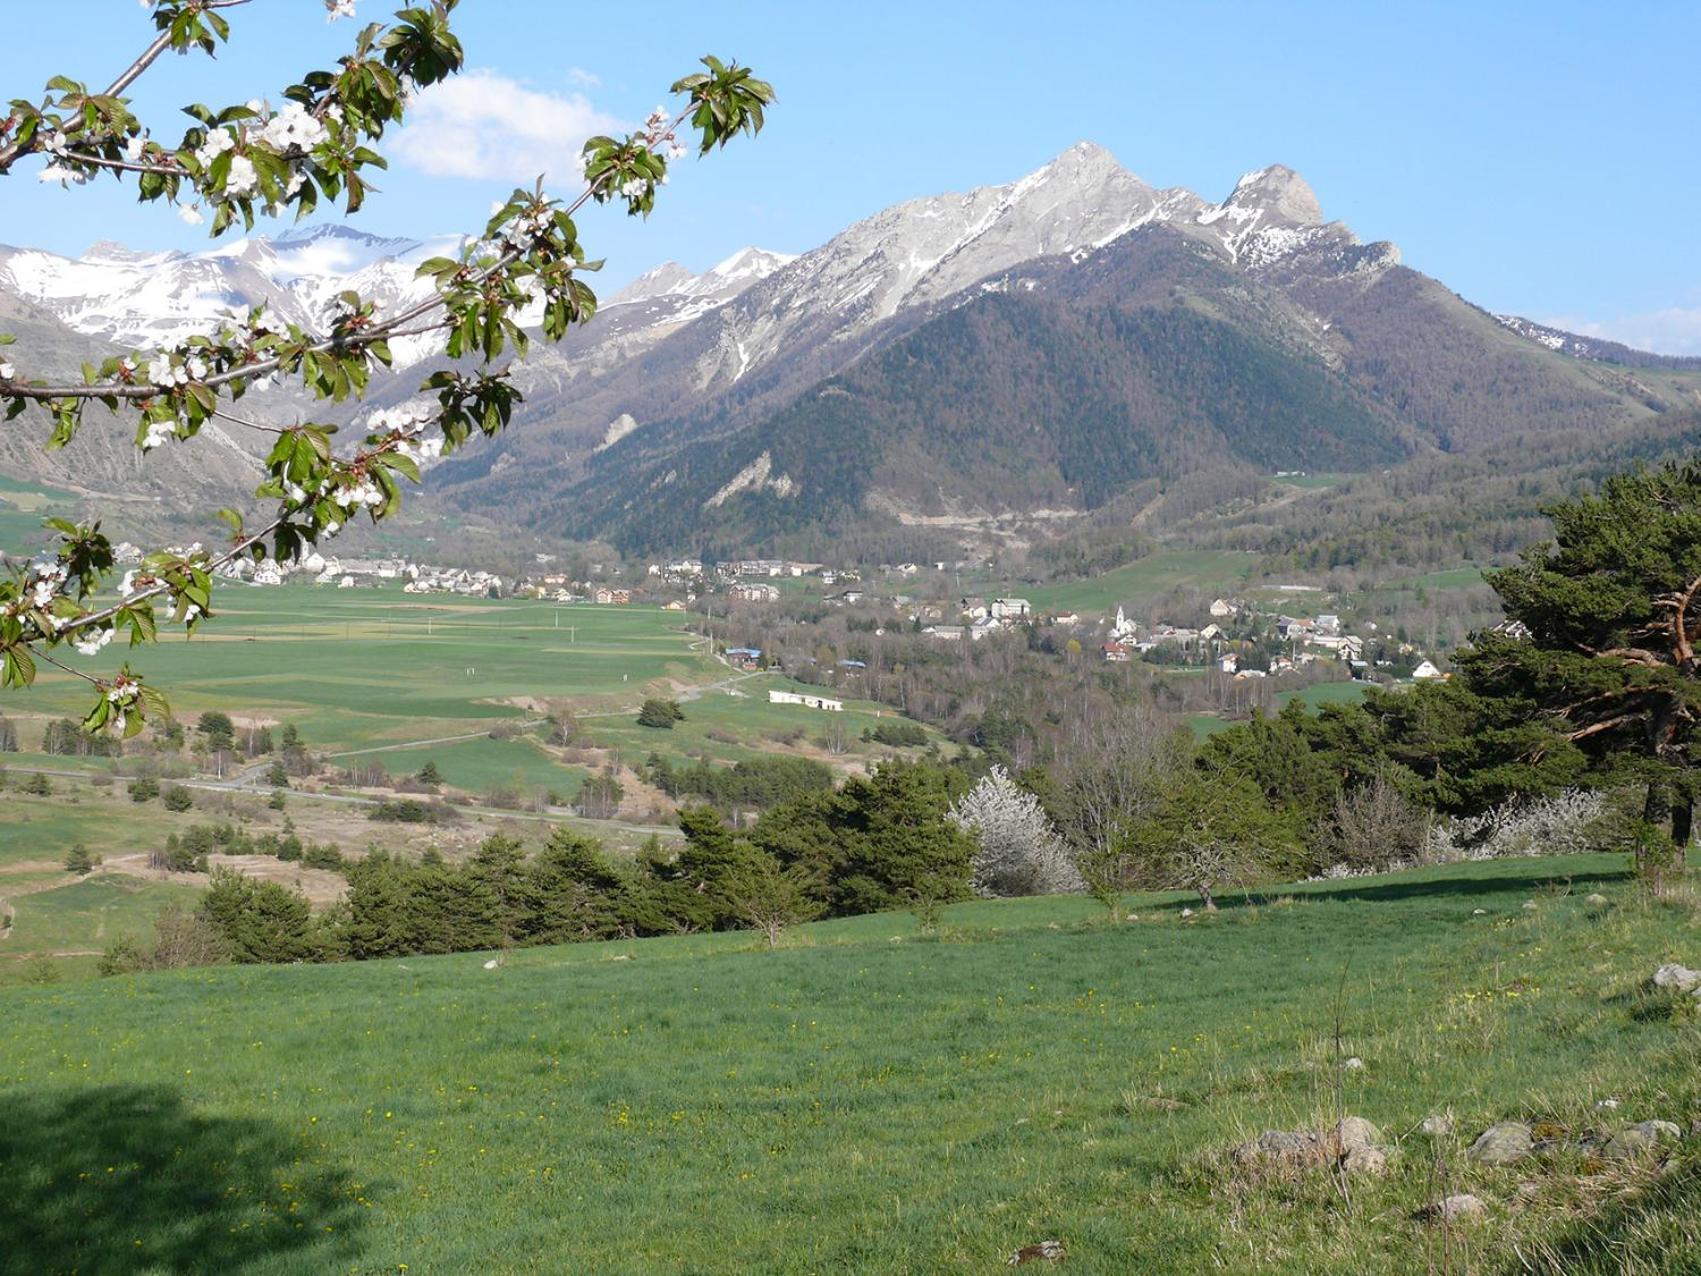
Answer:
1412;659;1445;681
769;690;844;712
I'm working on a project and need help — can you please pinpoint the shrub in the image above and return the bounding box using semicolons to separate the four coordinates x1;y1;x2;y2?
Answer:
22;773;51;796
128;777;161;803
368;799;436;824
162;785;195;813
64;844;101;876
637;698;686;729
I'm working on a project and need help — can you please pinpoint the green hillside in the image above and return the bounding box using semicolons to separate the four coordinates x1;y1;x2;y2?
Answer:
4;854;1698;1274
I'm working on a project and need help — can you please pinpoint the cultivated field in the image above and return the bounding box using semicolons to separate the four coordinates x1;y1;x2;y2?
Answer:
7;583;936;796
2;854;1696;1273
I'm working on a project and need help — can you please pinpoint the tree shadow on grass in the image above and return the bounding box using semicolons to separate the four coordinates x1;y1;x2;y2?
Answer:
1218;865;1636;912
0;1084;368;1276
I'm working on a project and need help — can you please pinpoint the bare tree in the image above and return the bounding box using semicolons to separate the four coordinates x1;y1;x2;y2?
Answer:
1057;707;1191;917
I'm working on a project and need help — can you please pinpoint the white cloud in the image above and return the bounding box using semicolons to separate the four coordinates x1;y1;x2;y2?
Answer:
391;69;623;183
566;68;602;89
1542;308;1701;358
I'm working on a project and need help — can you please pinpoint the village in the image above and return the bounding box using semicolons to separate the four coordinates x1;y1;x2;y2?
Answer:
177;539;1444;686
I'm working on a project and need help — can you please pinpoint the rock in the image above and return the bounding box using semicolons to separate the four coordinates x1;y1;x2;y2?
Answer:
1472;908;1488;916
1522;900;1538;910
1008;1240;1065;1266
1585;893;1609;907
1342;1145;1387;1176
1232;1129;1325;1168
1181;907;1194;918
1334;1116;1382;1152
1594;1098;1621;1111
1469;1122;1534;1166
1343;1056;1365;1071
1420;1194;1486;1223
1603;1120;1683;1160
1421;1114;1455;1135
1653;963;1701;992
482;958;501;970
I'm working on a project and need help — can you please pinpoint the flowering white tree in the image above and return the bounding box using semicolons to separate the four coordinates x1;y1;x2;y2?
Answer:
949;766;1084;898
0;0;771;735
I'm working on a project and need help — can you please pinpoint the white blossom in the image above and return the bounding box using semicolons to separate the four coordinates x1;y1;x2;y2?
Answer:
224;154;259;198
38;163;89;187
147;357;176;387
124;134;146;163
262;102;327;152
73;626;113;657
194;128;236;167
949;766;1084;897
141;420;176;451
0;363;14;381
325;0;357;19
177;203;205;226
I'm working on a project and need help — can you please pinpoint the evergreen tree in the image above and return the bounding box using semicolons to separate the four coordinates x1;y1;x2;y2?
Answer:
1473;460;1701;866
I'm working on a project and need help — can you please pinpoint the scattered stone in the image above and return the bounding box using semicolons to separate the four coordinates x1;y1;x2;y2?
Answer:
1008;1240;1065;1266
1181;907;1195;918
1419;1194;1486;1224
482;958;501;970
1602;1120;1683;1160
1522;900;1538;910
1594;1098;1621;1111
1472;908;1488;916
1468;1122;1534;1166
1343;1056;1365;1071
1652;964;1701;992
1231;1129;1325;1168
1585;893;1609;907
1420;1114;1455;1135
610;953;632;961
1334;1116;1382;1152
1342;1145;1387;1176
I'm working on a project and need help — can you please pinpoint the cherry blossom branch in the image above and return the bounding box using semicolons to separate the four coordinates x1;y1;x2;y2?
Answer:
0;0;252;174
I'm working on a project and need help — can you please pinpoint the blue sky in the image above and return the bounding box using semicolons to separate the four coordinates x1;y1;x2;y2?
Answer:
2;1;1698;351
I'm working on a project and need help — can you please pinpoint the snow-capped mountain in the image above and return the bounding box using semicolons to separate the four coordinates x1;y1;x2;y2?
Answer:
643;143;1394;401
0;225;793;369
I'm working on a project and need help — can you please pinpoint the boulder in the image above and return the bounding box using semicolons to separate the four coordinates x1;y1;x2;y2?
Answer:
1334;1116;1382;1152
1343;1056;1366;1071
1584;893;1609;907
1420;1114;1455;1136
1420;1194;1486;1224
1232;1129;1325;1167
1602;1120;1682;1160
1342;1145;1387;1176
1652;964;1701;992
1468;1122;1534;1166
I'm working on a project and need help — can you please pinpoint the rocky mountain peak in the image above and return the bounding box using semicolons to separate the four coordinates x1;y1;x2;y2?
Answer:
1221;165;1324;225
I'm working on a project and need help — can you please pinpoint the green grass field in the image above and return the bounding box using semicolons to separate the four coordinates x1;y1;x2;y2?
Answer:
1022;551;1260;615
7;584;938;796
0;474;74;557
3;853;1697;1273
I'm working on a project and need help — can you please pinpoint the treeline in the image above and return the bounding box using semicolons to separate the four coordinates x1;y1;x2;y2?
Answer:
644;752;834;812
106;759;980;970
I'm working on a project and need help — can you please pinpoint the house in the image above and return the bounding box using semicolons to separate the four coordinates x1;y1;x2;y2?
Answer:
1218;653;1239;674
662;600;686;612
726;646;763;670
835;588;865;605
923;625;967;641
769;689;843;712
990;597;1032;621
1412;659;1446;681
969;616;1002;641
1101;641;1133;663
1109;605;1138;642
730;582;780;603
592;587;632;605
1315;613;1342;636
959;596;990;621
1050;611;1080;627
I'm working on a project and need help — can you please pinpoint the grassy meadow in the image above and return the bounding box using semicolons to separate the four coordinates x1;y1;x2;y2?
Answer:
5;583;937;796
3;853;1699;1273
